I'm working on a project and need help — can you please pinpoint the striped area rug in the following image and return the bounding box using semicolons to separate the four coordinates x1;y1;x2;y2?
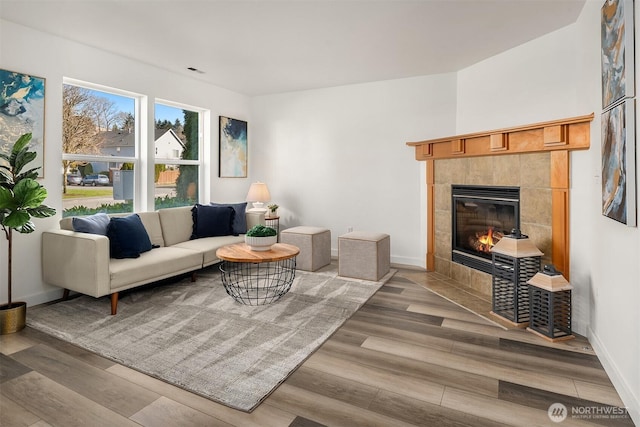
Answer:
28;264;394;412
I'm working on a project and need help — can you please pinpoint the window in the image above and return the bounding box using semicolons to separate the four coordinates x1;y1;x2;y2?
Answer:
62;79;139;216
154;101;202;210
62;80;206;216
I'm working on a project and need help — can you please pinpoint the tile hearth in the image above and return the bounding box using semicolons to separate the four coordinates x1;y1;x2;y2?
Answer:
396;268;591;353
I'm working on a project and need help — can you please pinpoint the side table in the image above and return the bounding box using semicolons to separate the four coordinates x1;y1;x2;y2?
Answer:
216;243;299;305
265;216;280;241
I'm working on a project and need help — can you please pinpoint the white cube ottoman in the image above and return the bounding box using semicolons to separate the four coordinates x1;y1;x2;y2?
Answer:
338;231;390;281
280;226;331;272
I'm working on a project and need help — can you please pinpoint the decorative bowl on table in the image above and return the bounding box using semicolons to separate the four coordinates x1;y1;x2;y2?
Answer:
245;235;277;251
244;224;278;251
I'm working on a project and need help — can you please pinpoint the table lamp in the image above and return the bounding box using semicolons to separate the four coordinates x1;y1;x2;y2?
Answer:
246;182;271;211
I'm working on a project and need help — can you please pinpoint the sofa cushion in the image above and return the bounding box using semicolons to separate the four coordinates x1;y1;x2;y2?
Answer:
211;202;248;234
72;213;110;235
137;211;165;247
109;246;203;290
158;206;194;246
107;214;153;259
173;234;244;266
191;204;235;239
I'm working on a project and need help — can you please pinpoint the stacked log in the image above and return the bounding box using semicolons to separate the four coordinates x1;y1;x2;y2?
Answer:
468;229;504;253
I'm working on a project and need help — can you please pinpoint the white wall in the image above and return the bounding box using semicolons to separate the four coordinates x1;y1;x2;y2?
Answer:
457;3;639;423
456;27;579;132
250;74;457;266
0;20;251;306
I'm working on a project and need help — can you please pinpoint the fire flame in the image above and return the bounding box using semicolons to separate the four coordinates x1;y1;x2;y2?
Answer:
468;227;503;253
478;227;495;247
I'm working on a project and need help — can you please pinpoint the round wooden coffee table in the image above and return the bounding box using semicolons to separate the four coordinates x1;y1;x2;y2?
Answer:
216;243;300;305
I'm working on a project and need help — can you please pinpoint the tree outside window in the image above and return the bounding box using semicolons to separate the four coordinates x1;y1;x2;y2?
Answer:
62;83;136;216
154;103;201;210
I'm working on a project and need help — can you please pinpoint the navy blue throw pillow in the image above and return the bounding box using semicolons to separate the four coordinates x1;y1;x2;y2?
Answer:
210;202;247;234
191;204;236;239
107;214;153;259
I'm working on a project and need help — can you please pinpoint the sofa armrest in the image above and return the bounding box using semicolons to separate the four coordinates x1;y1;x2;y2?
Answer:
246;210;266;230
42;230;111;298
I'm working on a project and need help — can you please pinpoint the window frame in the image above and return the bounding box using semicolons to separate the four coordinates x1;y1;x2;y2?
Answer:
154;99;205;205
62;77;144;213
61;79;210;215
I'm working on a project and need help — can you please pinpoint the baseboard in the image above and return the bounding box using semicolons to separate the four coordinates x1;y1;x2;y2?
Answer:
588;326;640;425
330;249;425;269
390;255;425;268
20;287;65;308
389;262;426;271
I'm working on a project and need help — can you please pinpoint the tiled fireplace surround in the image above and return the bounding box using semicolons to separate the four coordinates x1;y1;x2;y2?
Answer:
433;153;553;297
407;114;593;305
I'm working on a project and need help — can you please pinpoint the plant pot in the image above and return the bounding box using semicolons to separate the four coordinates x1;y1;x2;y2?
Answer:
245;235;277;251
0;302;26;335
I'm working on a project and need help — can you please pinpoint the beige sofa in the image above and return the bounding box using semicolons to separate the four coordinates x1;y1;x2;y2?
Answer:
42;206;264;315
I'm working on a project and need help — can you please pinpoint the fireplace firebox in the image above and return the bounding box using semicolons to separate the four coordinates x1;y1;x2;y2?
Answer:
452;185;520;274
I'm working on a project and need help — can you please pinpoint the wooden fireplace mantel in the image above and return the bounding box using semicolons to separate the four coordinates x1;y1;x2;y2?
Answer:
406;113;593;160
407;113;594;280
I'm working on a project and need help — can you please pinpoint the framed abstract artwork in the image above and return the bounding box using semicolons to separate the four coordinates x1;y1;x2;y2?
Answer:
0;69;46;177
601;0;635;110
219;116;247;178
602;99;636;226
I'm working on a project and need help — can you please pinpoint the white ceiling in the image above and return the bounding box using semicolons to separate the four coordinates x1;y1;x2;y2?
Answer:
1;0;586;96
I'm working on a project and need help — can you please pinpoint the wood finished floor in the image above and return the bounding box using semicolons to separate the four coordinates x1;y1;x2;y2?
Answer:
0;267;634;427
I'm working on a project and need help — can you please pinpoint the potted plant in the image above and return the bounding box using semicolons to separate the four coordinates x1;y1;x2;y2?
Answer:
0;133;56;334
244;224;277;251
267;203;279;218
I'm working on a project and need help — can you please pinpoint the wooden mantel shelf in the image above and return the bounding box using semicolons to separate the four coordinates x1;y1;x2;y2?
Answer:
408;113;594;281
406;113;594;160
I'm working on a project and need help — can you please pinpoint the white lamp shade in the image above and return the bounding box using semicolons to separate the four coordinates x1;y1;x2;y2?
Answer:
246;182;271;207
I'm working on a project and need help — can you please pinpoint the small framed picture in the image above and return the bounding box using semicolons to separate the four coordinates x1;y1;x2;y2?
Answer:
0;69;46;177
219;116;248;178
602;98;636;226
601;0;635;109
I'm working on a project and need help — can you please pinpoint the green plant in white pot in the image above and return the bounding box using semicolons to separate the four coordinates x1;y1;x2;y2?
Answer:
245;224;277;251
0;133;56;334
267;203;279;218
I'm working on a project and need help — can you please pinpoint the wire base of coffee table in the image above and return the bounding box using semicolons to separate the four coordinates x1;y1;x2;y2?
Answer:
219;257;297;305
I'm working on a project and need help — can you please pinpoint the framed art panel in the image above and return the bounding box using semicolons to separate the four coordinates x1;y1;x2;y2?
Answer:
602;99;636;226
601;0;635;110
219;116;247;178
0;69;46;177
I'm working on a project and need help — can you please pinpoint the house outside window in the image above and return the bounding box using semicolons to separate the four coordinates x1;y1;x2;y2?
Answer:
154;101;202;209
